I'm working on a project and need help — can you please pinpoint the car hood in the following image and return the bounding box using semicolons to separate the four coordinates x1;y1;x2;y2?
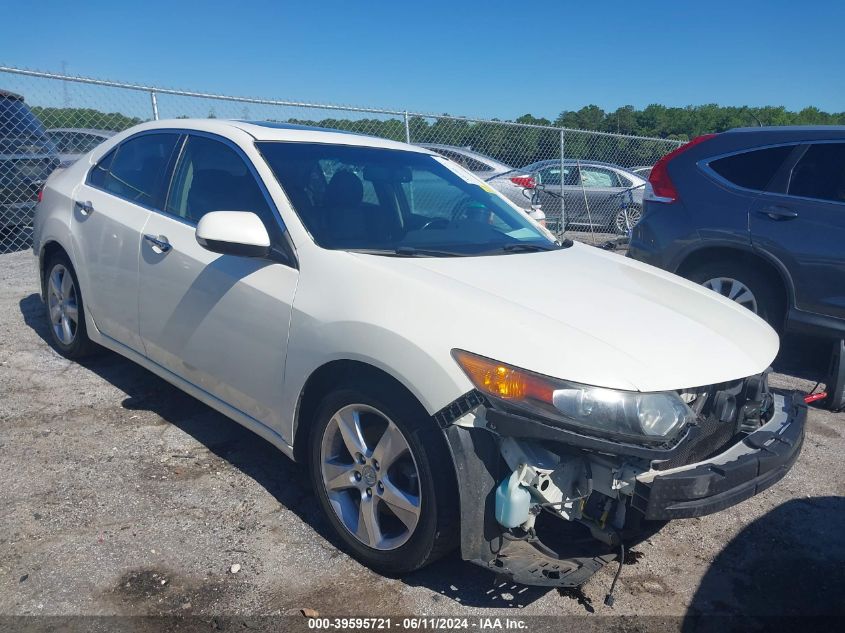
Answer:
353;243;779;392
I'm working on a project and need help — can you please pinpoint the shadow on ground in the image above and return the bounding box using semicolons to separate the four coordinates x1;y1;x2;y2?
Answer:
683;497;845;631
19;293;550;609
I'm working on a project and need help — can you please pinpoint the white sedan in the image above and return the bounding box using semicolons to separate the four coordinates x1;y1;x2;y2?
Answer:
33;119;806;591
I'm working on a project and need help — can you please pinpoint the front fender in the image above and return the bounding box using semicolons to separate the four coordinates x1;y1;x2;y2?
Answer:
280;319;474;443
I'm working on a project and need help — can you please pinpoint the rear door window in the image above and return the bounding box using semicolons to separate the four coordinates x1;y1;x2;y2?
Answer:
788;143;845;203
88;148;116;188
100;133;180;207
579;167;621;188
709;145;795;191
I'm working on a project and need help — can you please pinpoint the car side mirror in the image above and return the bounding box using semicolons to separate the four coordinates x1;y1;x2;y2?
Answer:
195;211;271;258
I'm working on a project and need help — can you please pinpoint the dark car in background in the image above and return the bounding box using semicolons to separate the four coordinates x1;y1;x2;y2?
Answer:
628;126;845;409
0;90;60;235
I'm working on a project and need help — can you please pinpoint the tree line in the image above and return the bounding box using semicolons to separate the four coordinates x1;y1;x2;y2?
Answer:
28;103;845;169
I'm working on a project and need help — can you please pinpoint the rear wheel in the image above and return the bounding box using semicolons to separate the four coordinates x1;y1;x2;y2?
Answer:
613;205;642;234
687;261;783;330
308;386;458;575
43;253;97;358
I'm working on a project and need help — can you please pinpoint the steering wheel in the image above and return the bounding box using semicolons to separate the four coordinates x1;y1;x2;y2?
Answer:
420;217;451;230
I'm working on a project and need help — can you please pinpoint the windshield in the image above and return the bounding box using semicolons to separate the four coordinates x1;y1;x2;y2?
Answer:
257;141;558;256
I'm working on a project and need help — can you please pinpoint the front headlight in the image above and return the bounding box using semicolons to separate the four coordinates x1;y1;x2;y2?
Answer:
453;350;695;443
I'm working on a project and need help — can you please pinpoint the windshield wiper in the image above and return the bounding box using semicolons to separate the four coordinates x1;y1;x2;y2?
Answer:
496;242;563;253
393;246;468;257
347;247;467;257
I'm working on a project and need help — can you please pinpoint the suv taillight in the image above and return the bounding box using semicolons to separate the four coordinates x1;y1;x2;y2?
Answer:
646;134;717;203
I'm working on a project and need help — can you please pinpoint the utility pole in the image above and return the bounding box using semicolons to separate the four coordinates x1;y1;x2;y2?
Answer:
61;60;70;106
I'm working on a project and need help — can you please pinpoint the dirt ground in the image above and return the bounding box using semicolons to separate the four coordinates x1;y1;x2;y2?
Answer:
1;248;843;630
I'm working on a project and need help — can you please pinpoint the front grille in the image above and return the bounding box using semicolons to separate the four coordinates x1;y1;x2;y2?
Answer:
653;414;737;471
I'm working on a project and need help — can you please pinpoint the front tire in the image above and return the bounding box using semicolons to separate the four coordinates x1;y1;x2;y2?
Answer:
43;252;97;358
308;386;458;575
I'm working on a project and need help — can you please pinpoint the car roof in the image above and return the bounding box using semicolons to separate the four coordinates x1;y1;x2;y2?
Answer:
126;119;432;153
0;89;24;101
417;143;513;169
725;125;845;134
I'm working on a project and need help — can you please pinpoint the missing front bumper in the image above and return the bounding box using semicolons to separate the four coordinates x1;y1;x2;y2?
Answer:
631;391;806;520
441;389;806;587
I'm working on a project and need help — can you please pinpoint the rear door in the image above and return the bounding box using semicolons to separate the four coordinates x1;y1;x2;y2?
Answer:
575;165;625;229
534;163;577;230
137;133;298;440
71;131;180;351
749;142;845;318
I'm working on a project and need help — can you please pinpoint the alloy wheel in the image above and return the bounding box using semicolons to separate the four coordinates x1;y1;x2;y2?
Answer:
615;206;642;234
319;404;421;550
702;276;758;313
47;264;79;345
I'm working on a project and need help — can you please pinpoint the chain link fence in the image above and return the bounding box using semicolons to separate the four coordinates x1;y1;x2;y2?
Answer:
0;65;683;254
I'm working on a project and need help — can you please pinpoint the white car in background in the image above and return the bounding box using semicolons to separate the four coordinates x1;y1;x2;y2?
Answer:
46;128;115;167
33;119;805;592
417;143;544;222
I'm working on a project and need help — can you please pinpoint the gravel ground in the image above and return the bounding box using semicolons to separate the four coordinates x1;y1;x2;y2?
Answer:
1;248;843;629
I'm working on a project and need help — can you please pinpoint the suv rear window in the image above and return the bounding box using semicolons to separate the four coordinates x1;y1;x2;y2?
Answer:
708;145;794;191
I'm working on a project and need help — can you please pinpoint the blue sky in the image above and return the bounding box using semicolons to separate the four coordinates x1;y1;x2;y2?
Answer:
3;0;844;120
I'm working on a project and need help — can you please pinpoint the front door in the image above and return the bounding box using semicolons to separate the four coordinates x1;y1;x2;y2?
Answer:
138;134;298;439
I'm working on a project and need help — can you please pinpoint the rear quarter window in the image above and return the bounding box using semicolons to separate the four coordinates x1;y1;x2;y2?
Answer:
708;145;795;191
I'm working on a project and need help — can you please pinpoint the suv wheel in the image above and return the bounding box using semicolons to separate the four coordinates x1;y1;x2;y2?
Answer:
43;253;97;358
687;262;782;329
309;386;458;575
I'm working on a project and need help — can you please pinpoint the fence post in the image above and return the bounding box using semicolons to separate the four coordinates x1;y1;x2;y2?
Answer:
150;91;159;120
559;128;566;237
404;111;411;144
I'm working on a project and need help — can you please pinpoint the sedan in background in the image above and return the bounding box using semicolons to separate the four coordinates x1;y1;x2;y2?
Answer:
416;144;538;214
47;128;115;167
630;166;653;179
523;159;646;234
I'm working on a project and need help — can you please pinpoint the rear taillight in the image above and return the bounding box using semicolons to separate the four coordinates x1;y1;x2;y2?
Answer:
647;134;717;203
510;176;536;189
37;188;44;203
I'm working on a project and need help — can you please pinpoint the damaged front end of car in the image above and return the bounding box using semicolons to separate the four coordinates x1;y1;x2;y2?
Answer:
437;351;807;589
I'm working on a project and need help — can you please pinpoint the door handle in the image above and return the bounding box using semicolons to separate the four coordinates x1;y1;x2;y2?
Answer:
75;200;94;215
143;234;172;253
757;206;798;220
